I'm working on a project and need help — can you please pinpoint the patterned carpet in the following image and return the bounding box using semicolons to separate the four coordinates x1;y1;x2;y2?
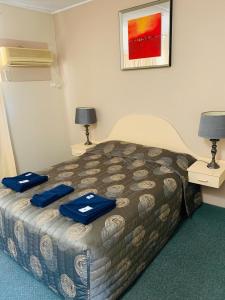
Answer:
0;203;225;300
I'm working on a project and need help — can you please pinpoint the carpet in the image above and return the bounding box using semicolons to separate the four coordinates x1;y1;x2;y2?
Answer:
0;204;224;300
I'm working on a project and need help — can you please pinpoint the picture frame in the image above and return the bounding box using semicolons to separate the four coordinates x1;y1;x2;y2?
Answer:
119;0;173;70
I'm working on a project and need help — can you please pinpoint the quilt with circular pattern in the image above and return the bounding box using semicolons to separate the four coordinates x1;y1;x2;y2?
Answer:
0;141;202;300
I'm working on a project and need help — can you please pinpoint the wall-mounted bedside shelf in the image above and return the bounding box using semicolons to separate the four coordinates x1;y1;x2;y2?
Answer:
187;160;225;188
71;143;96;156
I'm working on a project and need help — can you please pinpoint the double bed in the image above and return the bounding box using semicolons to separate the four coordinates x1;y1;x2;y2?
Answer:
0;115;202;299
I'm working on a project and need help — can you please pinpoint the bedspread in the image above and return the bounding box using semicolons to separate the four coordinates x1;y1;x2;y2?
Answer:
0;141;202;299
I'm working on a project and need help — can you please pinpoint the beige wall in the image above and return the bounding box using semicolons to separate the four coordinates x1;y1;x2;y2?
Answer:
0;4;71;172
54;0;225;207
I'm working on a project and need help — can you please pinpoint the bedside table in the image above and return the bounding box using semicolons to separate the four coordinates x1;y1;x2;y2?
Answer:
71;143;96;156
187;160;225;188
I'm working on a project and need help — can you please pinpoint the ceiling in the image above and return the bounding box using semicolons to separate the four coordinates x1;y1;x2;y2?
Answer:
0;0;91;14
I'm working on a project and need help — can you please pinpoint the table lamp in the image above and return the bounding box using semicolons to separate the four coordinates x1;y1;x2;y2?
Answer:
75;107;97;145
198;111;225;169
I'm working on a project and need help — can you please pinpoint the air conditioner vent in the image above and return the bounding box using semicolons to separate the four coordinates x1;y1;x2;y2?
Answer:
0;47;54;67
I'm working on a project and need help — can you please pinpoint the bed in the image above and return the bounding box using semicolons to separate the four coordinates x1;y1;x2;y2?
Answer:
0;115;202;299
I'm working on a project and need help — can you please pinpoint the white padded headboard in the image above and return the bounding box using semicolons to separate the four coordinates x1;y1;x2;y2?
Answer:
105;114;197;158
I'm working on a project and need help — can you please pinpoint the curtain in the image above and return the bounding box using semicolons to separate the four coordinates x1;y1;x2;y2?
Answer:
0;87;17;179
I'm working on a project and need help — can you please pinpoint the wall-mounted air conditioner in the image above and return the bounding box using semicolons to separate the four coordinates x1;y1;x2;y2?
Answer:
0;47;54;67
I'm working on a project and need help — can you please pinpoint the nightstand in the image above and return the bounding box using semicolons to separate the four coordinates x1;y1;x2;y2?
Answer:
71;143;96;156
187;160;225;188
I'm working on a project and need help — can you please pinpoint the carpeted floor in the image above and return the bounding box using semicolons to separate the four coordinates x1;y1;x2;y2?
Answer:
0;204;225;300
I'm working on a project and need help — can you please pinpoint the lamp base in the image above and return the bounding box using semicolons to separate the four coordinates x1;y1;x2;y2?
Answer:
207;139;220;169
207;161;220;169
84;124;92;145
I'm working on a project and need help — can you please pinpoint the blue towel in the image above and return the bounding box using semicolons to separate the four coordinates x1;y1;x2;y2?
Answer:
59;193;116;225
2;172;48;193
31;184;74;207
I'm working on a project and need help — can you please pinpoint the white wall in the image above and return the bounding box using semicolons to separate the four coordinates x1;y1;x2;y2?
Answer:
0;4;71;172
54;0;225;207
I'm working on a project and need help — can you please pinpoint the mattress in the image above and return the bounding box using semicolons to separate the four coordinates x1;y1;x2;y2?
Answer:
0;141;202;299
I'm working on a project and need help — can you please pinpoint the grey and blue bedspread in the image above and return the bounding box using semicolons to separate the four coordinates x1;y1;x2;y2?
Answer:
0;141;202;299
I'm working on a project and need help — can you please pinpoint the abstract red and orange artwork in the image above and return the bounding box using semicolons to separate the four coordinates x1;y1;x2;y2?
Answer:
128;13;161;60
119;0;172;70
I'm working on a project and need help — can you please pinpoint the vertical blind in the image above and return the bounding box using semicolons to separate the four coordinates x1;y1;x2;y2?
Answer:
0;87;17;179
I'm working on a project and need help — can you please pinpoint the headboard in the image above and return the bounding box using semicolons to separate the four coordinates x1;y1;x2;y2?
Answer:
104;114;198;158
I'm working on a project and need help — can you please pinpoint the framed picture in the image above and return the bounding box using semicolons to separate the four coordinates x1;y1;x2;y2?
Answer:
119;0;173;70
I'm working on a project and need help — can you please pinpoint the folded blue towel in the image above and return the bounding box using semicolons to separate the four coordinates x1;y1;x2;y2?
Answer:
59;193;116;225
2;172;48;193
31;184;74;207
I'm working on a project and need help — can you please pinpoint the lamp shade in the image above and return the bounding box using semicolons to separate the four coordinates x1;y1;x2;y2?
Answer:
198;111;225;139
75;107;97;125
